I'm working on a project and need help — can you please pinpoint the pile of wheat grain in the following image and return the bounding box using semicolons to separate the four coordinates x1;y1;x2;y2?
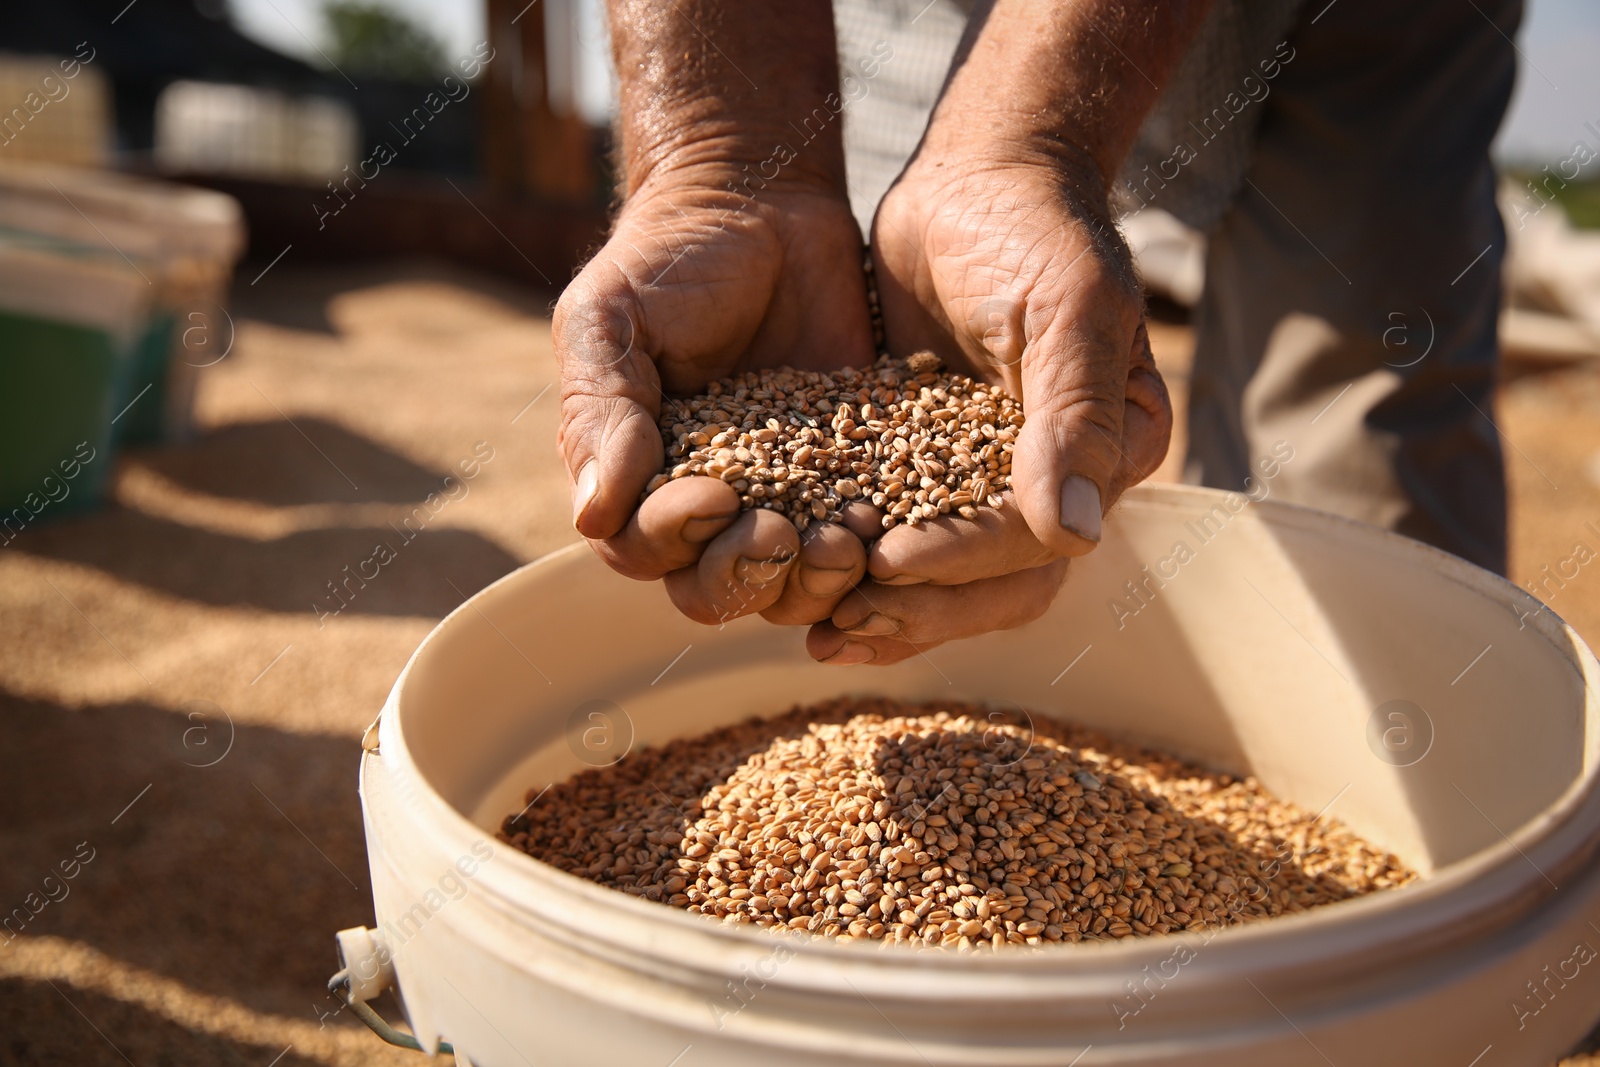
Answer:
503;697;1414;948
648;354;1022;532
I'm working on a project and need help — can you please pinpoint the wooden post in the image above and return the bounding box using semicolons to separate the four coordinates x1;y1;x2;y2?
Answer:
483;0;596;203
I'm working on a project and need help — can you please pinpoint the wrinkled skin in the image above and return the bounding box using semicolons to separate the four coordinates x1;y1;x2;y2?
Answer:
805;155;1173;666
556;156;1172;664
556;171;882;629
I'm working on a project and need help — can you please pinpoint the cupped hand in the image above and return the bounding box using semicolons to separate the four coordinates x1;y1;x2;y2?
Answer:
555;166;878;626
809;151;1172;665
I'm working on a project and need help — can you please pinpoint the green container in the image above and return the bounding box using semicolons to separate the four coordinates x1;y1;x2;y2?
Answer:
0;238;149;528
0;163;244;447
0;311;119;525
114;309;178;445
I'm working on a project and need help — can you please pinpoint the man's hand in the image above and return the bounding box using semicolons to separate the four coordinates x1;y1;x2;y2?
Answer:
807;0;1209;665
557;172;876;626
558;0;885;628
806;154;1170;665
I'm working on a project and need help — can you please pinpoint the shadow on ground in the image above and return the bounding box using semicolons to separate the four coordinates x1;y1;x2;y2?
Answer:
13;505;521;618
0;980;330;1067
128;418;454;507
0;690;374;1022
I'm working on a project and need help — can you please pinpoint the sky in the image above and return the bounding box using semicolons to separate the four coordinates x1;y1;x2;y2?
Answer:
1494;0;1600;164
229;0;617;124
231;0;486;67
229;0;1599;163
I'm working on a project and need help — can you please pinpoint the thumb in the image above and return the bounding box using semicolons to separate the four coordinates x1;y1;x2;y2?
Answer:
554;280;665;541
1011;292;1140;557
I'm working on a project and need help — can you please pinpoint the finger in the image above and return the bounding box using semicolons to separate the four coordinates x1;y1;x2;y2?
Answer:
861;330;1168;588
865;491;1053;586
663;509;799;625
761;521;867;625
1114;324;1173;498
590;477;741;581
554;272;664;541
840;501;887;543
807;560;1067;665
1011;255;1143;558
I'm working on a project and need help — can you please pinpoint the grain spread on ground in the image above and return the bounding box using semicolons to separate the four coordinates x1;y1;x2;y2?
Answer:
502;698;1415;948
646;353;1023;531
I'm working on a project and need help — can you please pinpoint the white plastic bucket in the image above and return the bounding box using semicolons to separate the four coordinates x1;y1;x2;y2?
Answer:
348;484;1600;1066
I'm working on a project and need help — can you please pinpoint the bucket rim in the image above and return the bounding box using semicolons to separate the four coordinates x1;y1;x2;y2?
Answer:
366;483;1600;1000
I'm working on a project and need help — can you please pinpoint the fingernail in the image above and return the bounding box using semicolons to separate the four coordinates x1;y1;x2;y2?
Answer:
844;612;900;637
874;573;927;586
733;555;788;587
823;640;876;665
681;513;737;544
572;460;599;531
1059;474;1102;543
799;566;855;597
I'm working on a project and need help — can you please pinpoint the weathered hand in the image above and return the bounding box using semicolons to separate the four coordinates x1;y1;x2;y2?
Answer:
808;152;1171;665
556;167;878;627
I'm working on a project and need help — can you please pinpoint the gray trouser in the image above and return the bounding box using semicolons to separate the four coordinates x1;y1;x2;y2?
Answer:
835;0;1519;575
1185;0;1519;574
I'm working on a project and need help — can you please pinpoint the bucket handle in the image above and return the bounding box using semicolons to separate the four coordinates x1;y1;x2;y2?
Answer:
327;967;455;1055
331;924;454;1055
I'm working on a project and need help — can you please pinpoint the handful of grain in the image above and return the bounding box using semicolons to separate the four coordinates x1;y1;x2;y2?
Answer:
646;354;1022;532
503;697;1414;948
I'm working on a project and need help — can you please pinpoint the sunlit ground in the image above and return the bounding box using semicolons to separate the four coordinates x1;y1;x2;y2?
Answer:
3;264;1599;1063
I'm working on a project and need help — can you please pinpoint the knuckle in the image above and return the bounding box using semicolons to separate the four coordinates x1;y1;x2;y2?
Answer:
1022;392;1125;475
664;578;720;626
555;287;643;374
595;544;669;584
761;597;833;627
556;390;617;454
1001;563;1068;629
864;639;922;666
